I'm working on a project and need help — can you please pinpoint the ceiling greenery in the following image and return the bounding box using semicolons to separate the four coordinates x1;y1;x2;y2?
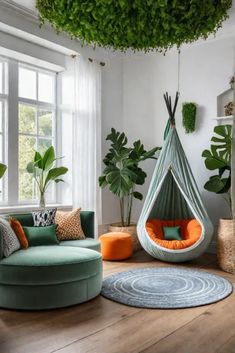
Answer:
36;0;232;52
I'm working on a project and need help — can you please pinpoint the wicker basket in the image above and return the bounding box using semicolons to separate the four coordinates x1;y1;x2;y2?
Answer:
108;223;142;252
217;219;235;274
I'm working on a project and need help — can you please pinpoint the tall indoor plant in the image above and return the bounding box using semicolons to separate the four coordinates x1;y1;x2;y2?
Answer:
202;124;233;273
99;128;160;250
27;146;68;208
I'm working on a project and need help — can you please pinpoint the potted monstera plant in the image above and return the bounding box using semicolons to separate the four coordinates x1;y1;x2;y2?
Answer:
99;128;160;251
202;124;234;273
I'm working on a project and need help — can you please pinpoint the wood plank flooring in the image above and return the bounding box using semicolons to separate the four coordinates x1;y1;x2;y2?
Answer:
0;251;235;353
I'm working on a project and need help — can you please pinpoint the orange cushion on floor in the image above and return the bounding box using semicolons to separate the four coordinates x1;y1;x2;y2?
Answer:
146;219;202;250
100;232;133;260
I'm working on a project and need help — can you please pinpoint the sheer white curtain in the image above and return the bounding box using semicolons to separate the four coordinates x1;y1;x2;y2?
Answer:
71;55;102;231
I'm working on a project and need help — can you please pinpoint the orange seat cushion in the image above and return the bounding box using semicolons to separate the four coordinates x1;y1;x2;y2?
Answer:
9;217;29;249
146;219;202;250
100;232;133;260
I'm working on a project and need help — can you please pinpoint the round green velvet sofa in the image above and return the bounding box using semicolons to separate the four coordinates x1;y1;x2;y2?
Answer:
0;211;103;310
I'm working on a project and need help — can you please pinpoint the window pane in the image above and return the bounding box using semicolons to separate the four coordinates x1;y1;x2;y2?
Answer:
38;72;54;103
38;138;52;154
19;135;36;200
0;101;3;133
19;67;36;100
38;109;53;136
19;104;36;134
0;62;2;94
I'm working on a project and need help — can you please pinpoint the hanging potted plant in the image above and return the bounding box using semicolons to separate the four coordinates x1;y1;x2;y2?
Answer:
27;146;68;208
202;124;234;273
182;102;197;133
99;128;160;251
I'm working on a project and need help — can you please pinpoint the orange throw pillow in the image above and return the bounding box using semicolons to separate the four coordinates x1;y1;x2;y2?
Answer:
55;208;85;241
9;217;28;249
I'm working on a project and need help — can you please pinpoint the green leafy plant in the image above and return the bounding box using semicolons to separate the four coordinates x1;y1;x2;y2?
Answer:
27;146;68;207
0;163;7;179
182;102;197;133
202;125;232;214
36;1;231;52
99;128;161;226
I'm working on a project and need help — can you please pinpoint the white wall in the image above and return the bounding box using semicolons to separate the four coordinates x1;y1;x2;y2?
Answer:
101;58;123;224
121;36;235;232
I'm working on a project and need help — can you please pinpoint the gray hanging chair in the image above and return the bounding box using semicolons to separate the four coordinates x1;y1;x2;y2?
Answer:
137;93;214;262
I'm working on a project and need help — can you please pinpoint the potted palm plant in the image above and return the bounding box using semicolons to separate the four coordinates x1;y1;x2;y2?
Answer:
99;128;161;251
27;146;68;208
202;124;234;273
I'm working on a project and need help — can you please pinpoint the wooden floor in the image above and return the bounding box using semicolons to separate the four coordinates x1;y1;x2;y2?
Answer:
0;251;235;353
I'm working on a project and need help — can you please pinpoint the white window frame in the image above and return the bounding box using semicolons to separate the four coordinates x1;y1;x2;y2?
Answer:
0;57;8;203
0;56;60;207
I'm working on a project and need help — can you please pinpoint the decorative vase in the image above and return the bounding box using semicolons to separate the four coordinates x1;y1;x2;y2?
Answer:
217;219;235;274
108;223;142;252
39;192;46;208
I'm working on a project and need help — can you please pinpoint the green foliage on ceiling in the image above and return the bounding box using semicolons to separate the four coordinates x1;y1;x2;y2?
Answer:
36;0;232;52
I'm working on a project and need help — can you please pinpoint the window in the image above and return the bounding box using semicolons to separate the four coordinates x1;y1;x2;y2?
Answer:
0;56;58;206
18;65;56;202
0;58;7;203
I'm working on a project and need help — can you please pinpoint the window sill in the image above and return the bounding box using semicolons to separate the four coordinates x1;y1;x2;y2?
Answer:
0;204;73;215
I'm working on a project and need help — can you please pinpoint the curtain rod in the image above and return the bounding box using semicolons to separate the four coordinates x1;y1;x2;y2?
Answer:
71;54;105;66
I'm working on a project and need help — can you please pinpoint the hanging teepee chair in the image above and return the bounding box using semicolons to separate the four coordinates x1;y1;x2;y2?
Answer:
137;92;214;262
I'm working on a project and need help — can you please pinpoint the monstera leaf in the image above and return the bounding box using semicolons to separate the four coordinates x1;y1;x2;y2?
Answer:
211;125;231;164
202;124;232;197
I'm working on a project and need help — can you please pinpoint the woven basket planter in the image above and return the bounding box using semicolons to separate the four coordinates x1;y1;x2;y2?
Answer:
217;219;235;274
109;224;142;252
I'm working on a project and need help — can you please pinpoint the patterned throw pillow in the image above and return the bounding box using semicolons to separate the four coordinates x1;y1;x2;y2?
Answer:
0;218;20;257
55;208;85;241
32;208;57;227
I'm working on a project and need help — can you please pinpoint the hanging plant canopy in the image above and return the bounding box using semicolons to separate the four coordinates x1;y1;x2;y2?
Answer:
36;0;232;52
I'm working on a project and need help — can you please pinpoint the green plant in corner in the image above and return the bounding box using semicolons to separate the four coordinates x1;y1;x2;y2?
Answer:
182;102;197;133
27;146;68;208
99;128;161;227
202;125;232;215
0;163;7;180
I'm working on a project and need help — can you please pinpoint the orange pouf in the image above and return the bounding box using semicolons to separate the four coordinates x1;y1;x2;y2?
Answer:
99;232;133;260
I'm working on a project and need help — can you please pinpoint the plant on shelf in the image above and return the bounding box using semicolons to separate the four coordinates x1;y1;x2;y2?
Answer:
36;1;231;52
99;128;161;229
182;102;197;133
27;146;68;208
202;124;233;273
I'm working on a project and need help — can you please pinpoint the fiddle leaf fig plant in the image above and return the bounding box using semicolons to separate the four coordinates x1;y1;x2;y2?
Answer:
99;128;161;226
202;125;232;214
27;146;68;208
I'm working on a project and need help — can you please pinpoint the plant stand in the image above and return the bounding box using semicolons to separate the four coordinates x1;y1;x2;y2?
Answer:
217;219;235;274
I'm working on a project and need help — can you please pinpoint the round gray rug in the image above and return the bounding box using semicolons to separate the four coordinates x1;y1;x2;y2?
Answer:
101;267;233;308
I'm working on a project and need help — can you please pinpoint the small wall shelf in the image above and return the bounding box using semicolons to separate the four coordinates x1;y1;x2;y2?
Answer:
213;115;233;125
216;87;234;125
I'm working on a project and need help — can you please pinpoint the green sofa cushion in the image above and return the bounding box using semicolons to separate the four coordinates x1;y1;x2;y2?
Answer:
23;225;59;246
0;246;102;285
60;238;100;252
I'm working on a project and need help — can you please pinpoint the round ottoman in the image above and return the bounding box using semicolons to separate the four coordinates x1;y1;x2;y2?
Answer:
100;232;133;260
0;246;102;310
